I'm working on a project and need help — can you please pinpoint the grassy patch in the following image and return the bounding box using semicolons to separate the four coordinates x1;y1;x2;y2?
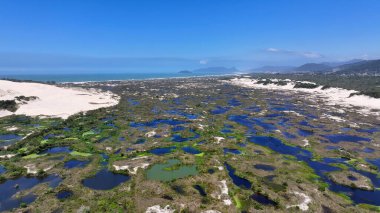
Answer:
357;204;380;212
18;147;28;153
40;139;49;145
70;151;92;157
64;137;78;141
23;153;46;159
195;152;205;157
82;130;96;137
335;192;353;204
137;152;150;157
234;195;242;209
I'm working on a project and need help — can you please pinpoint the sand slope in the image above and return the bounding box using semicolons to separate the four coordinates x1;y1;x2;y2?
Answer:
0;80;119;119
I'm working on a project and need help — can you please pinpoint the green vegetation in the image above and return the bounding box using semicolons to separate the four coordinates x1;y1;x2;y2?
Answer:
357;204;380;212
70;151;92;157
335;192;353;204
0;100;17;112
293;82;319;89
23;153;46;159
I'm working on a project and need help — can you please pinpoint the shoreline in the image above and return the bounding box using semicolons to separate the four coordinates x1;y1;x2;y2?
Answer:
1;72;246;84
61;73;241;84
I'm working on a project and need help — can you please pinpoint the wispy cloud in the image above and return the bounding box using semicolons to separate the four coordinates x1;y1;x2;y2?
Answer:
199;59;208;65
265;48;323;59
266;48;280;52
359;54;369;60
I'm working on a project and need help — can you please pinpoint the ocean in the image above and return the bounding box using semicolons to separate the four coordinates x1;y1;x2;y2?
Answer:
0;72;240;83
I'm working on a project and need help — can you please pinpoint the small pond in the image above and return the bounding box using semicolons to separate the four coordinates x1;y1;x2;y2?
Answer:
356;128;378;134
251;193;277;206
224;162;251;190
228;98;241;107
172;125;185;132
182;146;202;155
223;148;241;155
146;159;198;182
64;160;90;169
193;184;207;196
297;128;314;137
149;146;176;155
56;190;73;200
82;169;130;190
366;158;380;170
135;138;146;144
0;174;62;212
0;165;6;174
172;131;200;142
0;134;23;148
0;134;22;141
40;146;71;154
254;164;276;171
211;106;230;115
130;119;186;128
322;134;371;143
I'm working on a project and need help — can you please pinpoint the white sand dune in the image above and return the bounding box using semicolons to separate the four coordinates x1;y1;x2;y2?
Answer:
225;77;380;117
0;80;119;119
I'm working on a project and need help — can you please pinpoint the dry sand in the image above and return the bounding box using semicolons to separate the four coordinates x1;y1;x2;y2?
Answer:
226;77;380;117
0;80;119;119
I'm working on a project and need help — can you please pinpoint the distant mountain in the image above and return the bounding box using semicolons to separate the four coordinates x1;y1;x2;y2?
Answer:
250;66;295;73
333;59;380;75
296;59;368;73
321;59;364;67
250;59;366;74
192;66;239;73
294;63;331;72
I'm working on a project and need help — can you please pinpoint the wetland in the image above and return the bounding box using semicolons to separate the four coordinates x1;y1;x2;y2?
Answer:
0;75;379;212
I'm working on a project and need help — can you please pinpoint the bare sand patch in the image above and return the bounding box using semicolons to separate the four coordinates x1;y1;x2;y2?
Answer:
225;77;380;117
0;80;119;119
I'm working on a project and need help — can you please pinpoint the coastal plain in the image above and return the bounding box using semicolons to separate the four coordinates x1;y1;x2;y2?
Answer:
0;76;380;212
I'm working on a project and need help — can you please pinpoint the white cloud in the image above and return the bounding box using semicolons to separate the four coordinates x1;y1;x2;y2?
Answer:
302;52;322;58
267;48;279;52
265;48;323;59
199;59;208;64
360;54;369;60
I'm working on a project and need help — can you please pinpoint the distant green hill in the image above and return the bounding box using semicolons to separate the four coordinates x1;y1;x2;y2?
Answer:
294;63;331;72
250;59;380;76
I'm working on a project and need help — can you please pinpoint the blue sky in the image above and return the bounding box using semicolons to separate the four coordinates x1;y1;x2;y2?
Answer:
0;0;379;74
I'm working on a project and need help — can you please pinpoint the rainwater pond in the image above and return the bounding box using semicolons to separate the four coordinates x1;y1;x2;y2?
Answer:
64;160;90;169
146;159;198;182
224;162;252;190
322;134;371;143
82;169;130;190
0;174;62;212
